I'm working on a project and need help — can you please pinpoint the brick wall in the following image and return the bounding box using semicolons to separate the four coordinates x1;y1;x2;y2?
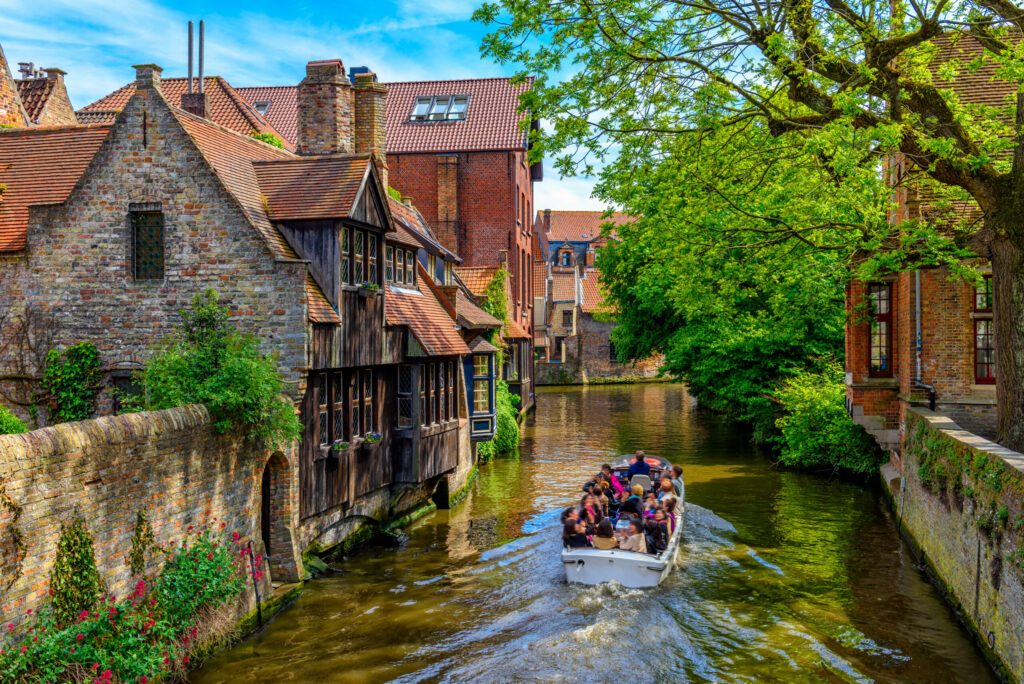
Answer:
33;70;78;126
353;73;388;187
577;313;661;381
0;405;302;629
0;44;26;127
0;77;309;422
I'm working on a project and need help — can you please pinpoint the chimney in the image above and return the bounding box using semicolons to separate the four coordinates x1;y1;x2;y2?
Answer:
586;246;595;267
17;62;33;79
353;70;389;187
543;209;551;233
180;20;207;118
133;64;163;91
297;59;354;156
42;67;65;82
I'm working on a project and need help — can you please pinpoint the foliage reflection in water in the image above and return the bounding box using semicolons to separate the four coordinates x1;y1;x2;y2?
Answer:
194;384;995;683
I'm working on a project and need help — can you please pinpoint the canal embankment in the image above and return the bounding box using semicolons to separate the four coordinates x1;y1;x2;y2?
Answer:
884;407;1024;682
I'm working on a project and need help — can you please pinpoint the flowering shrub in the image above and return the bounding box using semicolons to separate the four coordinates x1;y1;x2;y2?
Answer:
0;526;250;683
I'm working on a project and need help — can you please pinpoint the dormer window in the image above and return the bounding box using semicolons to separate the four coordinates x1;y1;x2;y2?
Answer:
409;95;470;122
253;100;271;116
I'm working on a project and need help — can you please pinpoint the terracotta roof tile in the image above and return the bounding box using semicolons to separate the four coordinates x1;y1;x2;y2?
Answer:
455;266;499;296
16;78;56;124
580;269;606;313
253;156;369;221
235;86;298;144
75;110;118;125
455;289;501;329
502;318;531;339
386;272;468;356
468;335;499;353
83;77;292;149
550;271;577;302
543;210;632;244
307;273;340;324
170;107;298;260
532;263;547;299
930;33;1015;108
388;198;432;248
0;125;112;252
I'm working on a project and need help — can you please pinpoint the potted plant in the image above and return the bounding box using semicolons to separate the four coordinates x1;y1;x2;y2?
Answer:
330;439;350;456
359;282;380;297
361;432;383;451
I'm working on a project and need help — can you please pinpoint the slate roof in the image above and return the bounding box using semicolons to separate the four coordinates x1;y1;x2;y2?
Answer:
252;155;370;221
388;196;460;260
16;78;56;124
550;271;577;302
82;77;291;149
931;33;1015;107
386;267;468;356
307;273;340;324
0;125;112;252
455;266;499;296
234;86;298;144
580;270;606;313
543;210;632;243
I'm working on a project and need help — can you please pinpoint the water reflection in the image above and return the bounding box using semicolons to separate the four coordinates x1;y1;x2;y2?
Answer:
194;384;994;683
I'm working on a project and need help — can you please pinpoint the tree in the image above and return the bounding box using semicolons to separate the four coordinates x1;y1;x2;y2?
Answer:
478;0;1024;449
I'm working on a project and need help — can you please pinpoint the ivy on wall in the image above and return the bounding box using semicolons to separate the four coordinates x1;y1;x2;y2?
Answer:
41;342;103;423
477;269;521;460
50;517;103;626
128;511;155;576
0;477;25;593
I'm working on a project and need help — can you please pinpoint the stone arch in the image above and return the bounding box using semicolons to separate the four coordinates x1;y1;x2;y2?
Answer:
260;451;301;583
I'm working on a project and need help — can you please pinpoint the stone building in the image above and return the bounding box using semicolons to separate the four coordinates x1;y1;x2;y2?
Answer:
532;210;661;383
0;46;76;128
0;55;493;581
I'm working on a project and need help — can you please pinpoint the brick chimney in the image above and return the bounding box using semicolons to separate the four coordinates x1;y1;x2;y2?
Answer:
297;59;354;156
133;64;163;91
543;209;551;234
181;90;207;118
353;70;388;186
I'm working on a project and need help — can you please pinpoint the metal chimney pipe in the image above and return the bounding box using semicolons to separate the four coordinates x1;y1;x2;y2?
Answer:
187;21;194;95
198;20;204;94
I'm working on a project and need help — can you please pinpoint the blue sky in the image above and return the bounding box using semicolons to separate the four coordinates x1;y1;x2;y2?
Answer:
0;0;604;210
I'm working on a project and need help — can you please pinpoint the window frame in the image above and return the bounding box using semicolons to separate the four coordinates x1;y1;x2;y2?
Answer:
408;94;471;122
562;310;573;328
975;274;993;313
975;318;996;385
130;209;165;281
471;354;493;415
868;282;894;378
397;364;414;428
341;227;351;286
385;245;395;283
405;249;416;285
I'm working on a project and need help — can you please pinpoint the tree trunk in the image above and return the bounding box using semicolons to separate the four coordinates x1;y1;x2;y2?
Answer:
991;234;1024;451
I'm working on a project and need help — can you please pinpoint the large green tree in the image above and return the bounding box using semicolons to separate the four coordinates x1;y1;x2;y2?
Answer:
479;0;1024;449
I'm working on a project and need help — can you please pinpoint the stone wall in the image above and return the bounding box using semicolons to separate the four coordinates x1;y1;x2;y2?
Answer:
887;408;1024;681
0;405;302;629
0;43;27;128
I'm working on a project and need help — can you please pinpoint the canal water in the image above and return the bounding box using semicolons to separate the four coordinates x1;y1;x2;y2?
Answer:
194;384;995;683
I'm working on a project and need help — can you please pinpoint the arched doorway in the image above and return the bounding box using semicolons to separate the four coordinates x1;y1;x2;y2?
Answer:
259;452;301;583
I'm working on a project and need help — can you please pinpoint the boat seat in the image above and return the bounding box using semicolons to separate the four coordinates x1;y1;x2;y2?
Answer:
630;474;652;492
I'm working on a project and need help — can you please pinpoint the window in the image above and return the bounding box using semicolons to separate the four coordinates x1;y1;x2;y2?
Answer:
409;95;470;122
318;373;330;446
385;245;394;282
428;363;437;424
562;310;573;328
438;363;447;422
131;209;164;280
368;234;378;284
447;361;457;419
444;261;453;286
507;343;520;381
471;354;493;415
428;254;436;280
553;336;565;362
975;275;993;312
397;365;413;428
405;250;415;285
396;249;405;285
350;370;361;437
975;319;996;384
332;374;345;441
354;230;365;284
361;369;374;434
341;228;351;285
609;341;617;363
253;100;271;116
419;364;427;424
560;250;572;267
868;283;893;377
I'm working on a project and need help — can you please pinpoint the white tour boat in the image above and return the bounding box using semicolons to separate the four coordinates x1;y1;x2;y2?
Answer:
562;455;683;589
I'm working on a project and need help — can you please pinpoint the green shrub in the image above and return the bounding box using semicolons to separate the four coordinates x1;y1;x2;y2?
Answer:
50;518;103;627
249;131;284;148
137;290;301;449
477;379;521;460
41;342;103;423
0;405;27;434
773;362;884;475
129;512;155;576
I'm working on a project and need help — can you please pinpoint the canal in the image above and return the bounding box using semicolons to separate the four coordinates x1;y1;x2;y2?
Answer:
194;384;995;683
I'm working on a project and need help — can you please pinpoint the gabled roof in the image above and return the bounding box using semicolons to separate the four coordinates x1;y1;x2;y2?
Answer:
0;125;112;252
550;271;577;302
386;270;468;356
468;335;499;354
503;318;531;340
82;77;291;149
455;266;499;296
454;289;501;329
307;273;340;324
252;156;370;221
542;210;632;244
388;196;460;261
235;86;298;144
580;269;606;313
16;78;56;124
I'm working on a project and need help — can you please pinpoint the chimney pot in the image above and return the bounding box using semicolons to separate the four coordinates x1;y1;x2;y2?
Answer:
402;196;412;206
133;64;163;91
42;68;65;81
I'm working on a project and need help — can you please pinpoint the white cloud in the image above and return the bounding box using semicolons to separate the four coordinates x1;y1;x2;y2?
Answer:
534;176;611;212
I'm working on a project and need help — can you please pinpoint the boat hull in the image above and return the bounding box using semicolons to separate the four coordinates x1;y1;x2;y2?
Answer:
562;510;683;589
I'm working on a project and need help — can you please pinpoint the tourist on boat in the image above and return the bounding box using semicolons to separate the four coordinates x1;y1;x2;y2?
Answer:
670;465;684;498
664;498;678;533
601;463;626;496
594;487;610;518
580;494;601;529
561;507;579;526
657;478;677;505
618;519;647;553
626;451;651;480
592;518;618;550
618;485;644;518
563;520;591;548
648;511;670;553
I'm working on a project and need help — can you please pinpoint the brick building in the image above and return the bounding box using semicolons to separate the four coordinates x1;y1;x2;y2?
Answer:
0;46;76;128
846;33;1000;452
533;210;661;383
0;54;491;573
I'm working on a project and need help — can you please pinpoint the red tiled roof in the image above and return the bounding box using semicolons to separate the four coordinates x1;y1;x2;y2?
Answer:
253;156;369;221
931;33;1014;107
307;273;340;324
388;197;431;248
580;270;606;313
455;289;501;329
550;271;577;302
532;263;547;300
16;78;56;124
83;77;292;149
468;335;499;353
455;266;499;296
386;271;468;356
385;78;532;154
170;107;298;260
543;210;632;243
235;86;298;144
76;110;118;125
0;125;112;252
503;318;531;340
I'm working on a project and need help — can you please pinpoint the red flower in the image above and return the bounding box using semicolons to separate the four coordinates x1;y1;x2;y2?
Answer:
207;552;214;560
77;633;84;641
20;646;27;652
183;655;190;665
25;608;31;615
231;531;240;542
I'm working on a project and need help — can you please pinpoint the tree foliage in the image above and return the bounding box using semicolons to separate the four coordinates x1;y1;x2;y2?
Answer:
0;405;27;435
249;132;284;149
137;290;301;449
478;0;1024;449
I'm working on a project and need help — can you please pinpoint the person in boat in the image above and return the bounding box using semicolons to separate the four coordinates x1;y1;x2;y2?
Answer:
618;519;647;553
563;519;591;548
580;494;601;531
626;451;651;480
643;493;659;519
560;507;579;526
657;478;677;505
592;518;618;550
648;510;670;553
618;485;645;519
670;465;684;498
594;486;610;519
601;463;626;497
663;498;678;533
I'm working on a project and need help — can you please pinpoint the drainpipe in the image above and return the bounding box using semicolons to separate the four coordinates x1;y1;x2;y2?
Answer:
915;270;937;411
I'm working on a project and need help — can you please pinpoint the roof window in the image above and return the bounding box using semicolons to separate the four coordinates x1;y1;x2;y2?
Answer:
409;95;470;122
253;100;271;116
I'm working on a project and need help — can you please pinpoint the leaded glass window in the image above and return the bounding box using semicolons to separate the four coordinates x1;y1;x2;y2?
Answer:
131;210;164;280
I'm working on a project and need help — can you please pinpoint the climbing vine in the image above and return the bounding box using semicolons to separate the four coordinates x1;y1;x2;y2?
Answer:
41;342;104;423
476;269;521;459
0;477;25;592
50;517;103;626
128;511;155;576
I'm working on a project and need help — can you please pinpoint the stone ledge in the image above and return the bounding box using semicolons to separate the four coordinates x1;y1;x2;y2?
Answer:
908;407;1024;476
